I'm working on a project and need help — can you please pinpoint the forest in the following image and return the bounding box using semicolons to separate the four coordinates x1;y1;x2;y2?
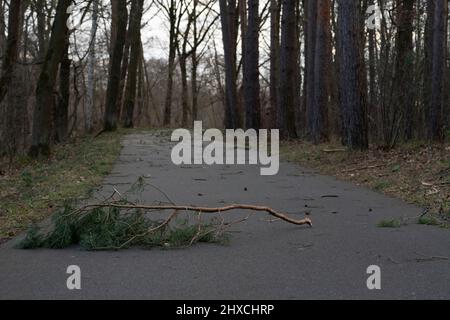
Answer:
0;0;448;156
1;0;450;301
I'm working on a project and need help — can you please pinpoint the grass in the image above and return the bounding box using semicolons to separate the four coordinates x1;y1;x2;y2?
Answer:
377;219;402;228
418;216;443;227
0;131;123;241
281;139;450;225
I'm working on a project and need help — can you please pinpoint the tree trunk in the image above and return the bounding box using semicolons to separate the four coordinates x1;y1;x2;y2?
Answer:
305;0;317;140
219;0;239;129
1;0;23;155
30;0;71;157
123;0;144;128
243;0;261;130
336;0;368;149
0;0;23;104
55;37;71;143
393;0;415;142
277;0;298;138
310;0;331;143
104;0;128;131
428;0;447;140
269;0;281;129
163;0;177;127
85;0;98;133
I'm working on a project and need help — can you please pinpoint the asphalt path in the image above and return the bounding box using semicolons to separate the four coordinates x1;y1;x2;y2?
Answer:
1;132;449;299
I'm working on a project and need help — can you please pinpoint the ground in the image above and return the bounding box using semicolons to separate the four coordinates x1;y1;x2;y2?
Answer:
281;140;450;226
0;132;123;241
0;132;449;299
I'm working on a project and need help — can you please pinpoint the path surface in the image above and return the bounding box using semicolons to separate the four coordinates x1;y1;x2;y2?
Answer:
1;132;449;300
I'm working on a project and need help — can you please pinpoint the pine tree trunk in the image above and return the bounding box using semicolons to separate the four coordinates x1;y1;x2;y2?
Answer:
336;0;368;150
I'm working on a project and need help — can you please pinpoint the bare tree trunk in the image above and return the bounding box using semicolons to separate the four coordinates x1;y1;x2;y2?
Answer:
269;0;281;129
123;0;144;128
55;37;71;143
336;0;368;149
1;0;23;155
310;0;331;143
103;0;128;131
423;0;434;136
163;0;178;127
367;0;377;139
29;0;71;157
428;0;447;140
85;0;98;133
36;0;47;61
243;0;261;130
304;0;317;140
277;0;298;138
0;0;6;55
0;0;23;105
393;0;415;142
219;0;239;129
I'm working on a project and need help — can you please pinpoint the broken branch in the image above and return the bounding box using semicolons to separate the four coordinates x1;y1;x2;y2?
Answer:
76;203;313;227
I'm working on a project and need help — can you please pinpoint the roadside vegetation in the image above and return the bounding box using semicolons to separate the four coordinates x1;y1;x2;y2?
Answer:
0;132;123;242
281;139;450;227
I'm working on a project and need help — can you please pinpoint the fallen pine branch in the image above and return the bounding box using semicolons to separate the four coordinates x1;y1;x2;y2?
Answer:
74;203;313;227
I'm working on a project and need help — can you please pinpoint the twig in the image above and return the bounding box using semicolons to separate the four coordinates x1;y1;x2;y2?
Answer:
342;164;385;173
322;148;346;153
75;203;313;226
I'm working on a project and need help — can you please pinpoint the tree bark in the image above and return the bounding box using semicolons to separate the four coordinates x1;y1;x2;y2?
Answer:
30;0;71;157
269;0;281;129
243;0;261;130
163;0;178;127
123;0;144;128
0;0;23;105
336;0;368;149
219;0;240;129
428;0;447;140
310;0;331;143
104;0;128;131
55;37;71;143
85;0;98;133
277;0;298;138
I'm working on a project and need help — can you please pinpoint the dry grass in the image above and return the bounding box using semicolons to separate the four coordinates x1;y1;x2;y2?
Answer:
281;139;450;224
0;132;123;241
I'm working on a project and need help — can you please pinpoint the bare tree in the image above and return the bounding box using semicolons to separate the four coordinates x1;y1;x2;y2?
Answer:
0;0;23;104
277;0;298;138
219;0;240;129
104;0;128;131
336;0;368;149
123;0;144;128
30;0;71;157
243;0;261;129
428;0;447;140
